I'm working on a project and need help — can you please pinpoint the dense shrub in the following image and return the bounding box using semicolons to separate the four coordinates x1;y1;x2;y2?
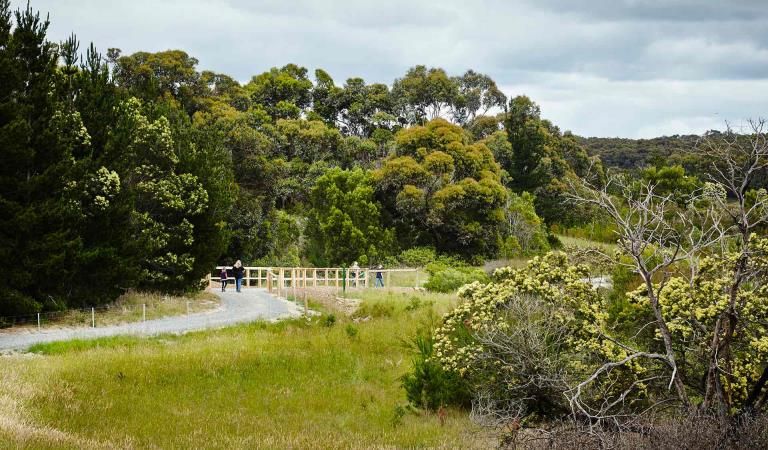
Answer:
397;247;437;267
423;267;488;293
401;333;471;411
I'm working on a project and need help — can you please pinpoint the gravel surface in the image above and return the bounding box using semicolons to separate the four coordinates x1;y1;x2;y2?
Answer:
0;289;303;351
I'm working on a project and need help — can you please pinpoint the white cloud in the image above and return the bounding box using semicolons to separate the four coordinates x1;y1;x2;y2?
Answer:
502;75;768;137
11;0;768;137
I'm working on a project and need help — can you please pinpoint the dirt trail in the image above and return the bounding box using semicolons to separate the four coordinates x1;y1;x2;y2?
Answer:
0;289;302;351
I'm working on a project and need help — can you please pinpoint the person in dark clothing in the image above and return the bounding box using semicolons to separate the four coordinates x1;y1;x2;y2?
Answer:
220;266;229;292
233;260;245;292
375;265;384;288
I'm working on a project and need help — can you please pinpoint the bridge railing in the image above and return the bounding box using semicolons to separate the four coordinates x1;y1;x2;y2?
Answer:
208;267;423;293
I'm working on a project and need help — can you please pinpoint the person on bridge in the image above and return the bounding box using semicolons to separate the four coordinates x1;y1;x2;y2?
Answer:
375;265;384;288
233;260;245;292
220;266;229;292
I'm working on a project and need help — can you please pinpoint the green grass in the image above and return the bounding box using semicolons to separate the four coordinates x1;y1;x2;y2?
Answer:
0;291;488;449
557;234;618;253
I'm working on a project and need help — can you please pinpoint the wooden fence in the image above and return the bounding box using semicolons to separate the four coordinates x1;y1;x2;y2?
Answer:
208;267;421;294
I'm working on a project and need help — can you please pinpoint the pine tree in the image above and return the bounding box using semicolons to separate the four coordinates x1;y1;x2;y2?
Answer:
504;96;549;193
0;2;83;314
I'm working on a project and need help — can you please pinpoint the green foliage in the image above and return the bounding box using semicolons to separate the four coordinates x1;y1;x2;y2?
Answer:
404;296;433;312
321;313;337;327
550;221;617;244
401;332;472;410
345;323;359;339
641;164;700;204
0;5;233;313
423;264;489;293
111;49;202;114
504;191;550;257
245;64;313;119
397;247;437;267
0;3;83;314
504;96;549;193
306;167;395;266
391;66;458;125
375;119;507;259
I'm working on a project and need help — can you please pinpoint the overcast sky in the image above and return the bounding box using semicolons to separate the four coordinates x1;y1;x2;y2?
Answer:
14;0;768;138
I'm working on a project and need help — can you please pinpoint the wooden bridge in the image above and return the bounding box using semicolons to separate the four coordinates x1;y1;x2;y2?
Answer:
208;266;422;295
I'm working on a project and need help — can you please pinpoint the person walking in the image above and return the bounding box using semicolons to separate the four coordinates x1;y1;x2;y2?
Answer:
220;266;229;292
375;264;384;288
233;260;245;293
350;261;360;288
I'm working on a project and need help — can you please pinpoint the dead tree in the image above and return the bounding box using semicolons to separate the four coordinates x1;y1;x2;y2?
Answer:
566;119;768;422
696;119;768;415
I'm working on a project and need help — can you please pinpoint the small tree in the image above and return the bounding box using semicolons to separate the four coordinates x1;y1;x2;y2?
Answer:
306;167;394;266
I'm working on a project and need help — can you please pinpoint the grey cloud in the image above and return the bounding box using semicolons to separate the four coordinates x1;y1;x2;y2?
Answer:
528;0;768;22
9;0;768;137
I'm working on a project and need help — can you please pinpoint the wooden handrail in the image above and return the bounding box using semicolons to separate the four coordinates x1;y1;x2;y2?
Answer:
208;266;420;290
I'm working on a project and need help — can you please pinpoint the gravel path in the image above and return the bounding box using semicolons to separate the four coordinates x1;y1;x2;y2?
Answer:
0;289;303;351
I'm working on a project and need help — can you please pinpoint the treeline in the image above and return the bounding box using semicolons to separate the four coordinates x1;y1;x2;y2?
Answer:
0;1;604;315
578;133;768;202
577;134;701;170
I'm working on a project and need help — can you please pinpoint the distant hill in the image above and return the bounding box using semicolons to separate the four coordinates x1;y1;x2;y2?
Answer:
576;135;701;170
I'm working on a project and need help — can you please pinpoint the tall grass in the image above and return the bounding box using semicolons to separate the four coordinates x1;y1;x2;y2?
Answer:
0;291;488;449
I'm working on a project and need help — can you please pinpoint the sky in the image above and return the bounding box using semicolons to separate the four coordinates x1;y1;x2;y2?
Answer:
14;0;768;138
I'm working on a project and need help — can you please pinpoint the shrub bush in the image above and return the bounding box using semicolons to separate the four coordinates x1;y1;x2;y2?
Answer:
423;267;488;293
404;296;433;312
397;247;437;268
321;313;337;327
401;332;471;411
354;300;396;318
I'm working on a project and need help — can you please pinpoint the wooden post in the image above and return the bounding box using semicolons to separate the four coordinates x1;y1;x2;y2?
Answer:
313;269;317;287
303;291;308;316
292;269;297;301
386;270;391;288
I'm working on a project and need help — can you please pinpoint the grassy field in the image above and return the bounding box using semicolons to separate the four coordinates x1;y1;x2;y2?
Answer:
0;289;489;449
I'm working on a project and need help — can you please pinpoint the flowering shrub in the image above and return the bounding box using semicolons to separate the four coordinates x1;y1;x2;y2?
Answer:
434;252;606;375
629;235;768;406
429;253;640;422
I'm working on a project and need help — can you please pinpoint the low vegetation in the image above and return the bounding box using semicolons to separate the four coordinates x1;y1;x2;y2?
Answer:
0;290;491;449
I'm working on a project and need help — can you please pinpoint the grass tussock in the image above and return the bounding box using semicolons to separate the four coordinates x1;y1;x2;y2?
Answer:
0;290;489;449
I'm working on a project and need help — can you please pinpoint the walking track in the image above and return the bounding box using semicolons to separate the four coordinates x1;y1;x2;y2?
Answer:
0;289;303;351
